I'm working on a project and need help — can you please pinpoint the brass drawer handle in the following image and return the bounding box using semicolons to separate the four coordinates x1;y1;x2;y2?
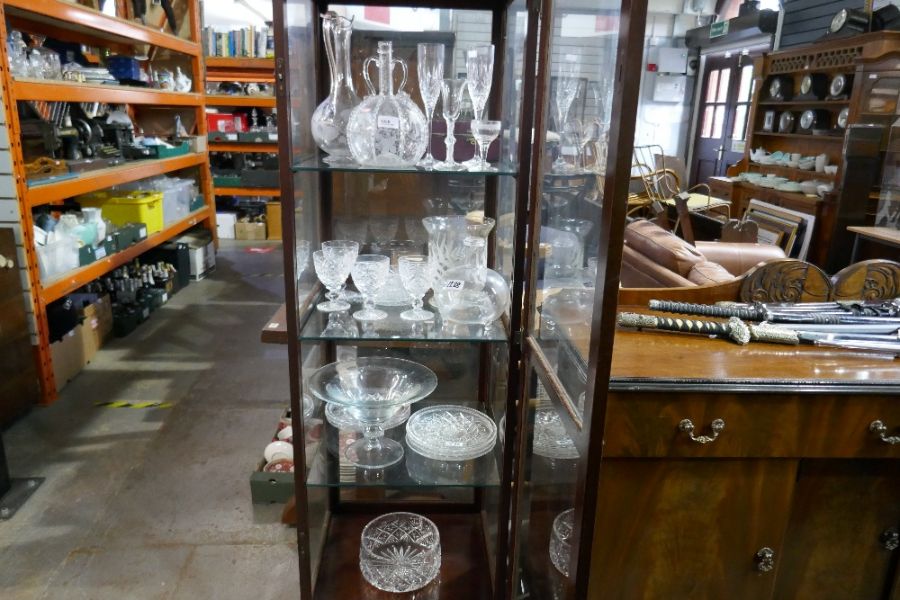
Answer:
755;547;776;573
869;421;900;445
678;418;725;444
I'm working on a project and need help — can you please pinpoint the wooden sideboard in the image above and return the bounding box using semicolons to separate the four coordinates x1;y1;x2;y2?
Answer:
569;316;900;599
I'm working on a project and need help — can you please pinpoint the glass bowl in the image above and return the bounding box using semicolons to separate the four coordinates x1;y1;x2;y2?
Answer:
308;357;438;468
549;508;575;577
360;512;441;592
533;408;579;460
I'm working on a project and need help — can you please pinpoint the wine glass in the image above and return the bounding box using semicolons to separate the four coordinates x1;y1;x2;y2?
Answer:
313;250;352;312
398;255;433;322
464;45;495;169
434;78;467;172
296;240;311;281
351;254;390;322
322;239;359;301
416;43;445;170
470;120;501;172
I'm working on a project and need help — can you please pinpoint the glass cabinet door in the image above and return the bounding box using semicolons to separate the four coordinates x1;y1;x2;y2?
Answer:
516;0;646;598
275;1;537;597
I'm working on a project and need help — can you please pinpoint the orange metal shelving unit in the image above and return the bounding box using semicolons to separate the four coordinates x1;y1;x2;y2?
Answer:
0;0;216;404
205;56;280;199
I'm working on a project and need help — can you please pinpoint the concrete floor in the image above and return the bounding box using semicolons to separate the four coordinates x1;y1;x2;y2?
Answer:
0;240;300;600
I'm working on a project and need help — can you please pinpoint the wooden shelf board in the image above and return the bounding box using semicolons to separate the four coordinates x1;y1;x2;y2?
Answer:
205;95;276;107
214;187;280;197
209;142;278;153
205;57;274;70
312;512;492;600
27;154;207;207
753;131;844;142
758;100;849;107
40;207;210;303
12;78;203;106
4;0;200;57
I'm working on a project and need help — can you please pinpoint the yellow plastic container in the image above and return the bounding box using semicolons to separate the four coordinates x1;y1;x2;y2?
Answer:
79;191;165;235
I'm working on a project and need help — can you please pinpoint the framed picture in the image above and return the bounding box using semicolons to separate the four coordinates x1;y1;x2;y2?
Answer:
746;199;816;260
763;111;776;132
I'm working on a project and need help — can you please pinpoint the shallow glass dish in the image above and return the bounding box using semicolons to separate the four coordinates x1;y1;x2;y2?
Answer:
326;403;411;432
549;508;574;576
308;357;438;468
405;405;497;461
533;408;579;460
360;512;441;593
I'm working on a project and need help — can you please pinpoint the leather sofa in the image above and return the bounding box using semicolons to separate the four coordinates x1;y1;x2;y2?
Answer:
621;220;786;288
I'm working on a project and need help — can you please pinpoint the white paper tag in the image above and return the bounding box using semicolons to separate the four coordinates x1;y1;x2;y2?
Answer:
226;133;238;141
377;116;400;130
94;246;107;259
268;133;278;141
467;50;478;58
443;279;465;290
139;227;147;238
162;293;168;303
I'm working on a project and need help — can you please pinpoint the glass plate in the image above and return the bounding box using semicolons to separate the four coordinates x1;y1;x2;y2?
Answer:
533;408;579;459
405;405;497;461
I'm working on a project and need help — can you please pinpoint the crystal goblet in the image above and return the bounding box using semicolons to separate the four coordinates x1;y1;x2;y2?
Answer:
360;512;441;592
313;250;352;312
322;239;359;301
351;254;390;322
434;78;467;172
308;357;438;469
463;45;495;169
416;43;445;170
398;255;433;322
469;120;501;172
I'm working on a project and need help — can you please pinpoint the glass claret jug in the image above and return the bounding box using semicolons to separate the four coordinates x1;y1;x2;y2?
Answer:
434;237;510;330
311;12;360;164
347;41;428;167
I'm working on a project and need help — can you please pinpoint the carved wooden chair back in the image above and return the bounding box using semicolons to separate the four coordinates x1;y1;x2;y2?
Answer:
739;259;833;303
831;260;900;301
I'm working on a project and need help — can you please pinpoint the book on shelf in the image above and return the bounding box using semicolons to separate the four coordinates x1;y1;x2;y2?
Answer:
202;26;274;59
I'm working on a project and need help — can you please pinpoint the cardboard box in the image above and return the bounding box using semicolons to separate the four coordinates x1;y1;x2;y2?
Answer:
235;221;266;240
51;324;87;391
82;295;113;356
216;212;237;239
175;229;216;280
266;202;281;240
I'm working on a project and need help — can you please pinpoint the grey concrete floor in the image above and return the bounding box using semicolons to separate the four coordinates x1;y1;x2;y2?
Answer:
1;240;300;600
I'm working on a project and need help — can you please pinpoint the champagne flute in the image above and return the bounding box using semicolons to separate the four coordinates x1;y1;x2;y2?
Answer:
434;78;467;172
553;55;581;173
416;43;445;170
464;45;495;168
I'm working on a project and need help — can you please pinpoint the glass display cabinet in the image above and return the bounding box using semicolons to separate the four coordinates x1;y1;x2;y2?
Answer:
272;0;646;597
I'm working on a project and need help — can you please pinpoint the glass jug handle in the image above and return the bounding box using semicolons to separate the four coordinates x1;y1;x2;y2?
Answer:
363;57;378;95
393;59;408;93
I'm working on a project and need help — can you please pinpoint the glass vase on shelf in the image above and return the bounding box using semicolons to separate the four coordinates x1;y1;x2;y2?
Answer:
433;236;510;333
422;214;495;294
311;12;360;165
346;41;428;168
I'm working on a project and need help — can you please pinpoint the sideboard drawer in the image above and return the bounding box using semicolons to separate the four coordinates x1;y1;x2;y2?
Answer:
603;392;900;458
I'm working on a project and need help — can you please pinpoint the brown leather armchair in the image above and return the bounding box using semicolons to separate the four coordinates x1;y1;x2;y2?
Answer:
621;220;787;288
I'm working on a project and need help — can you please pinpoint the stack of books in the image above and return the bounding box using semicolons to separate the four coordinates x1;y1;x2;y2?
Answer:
203;26;273;58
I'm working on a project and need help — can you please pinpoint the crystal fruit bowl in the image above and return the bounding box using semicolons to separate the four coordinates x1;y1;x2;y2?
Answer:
308;357;437;468
549;508;574;577
360;512;441;592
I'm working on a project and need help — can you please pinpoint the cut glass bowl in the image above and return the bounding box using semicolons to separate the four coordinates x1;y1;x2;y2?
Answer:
549;508;575;577
360;512;441;592
405;405;497;461
326;403;411;432
308;357;437;469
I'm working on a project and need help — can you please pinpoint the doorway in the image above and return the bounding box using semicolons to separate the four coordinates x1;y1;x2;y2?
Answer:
690;53;755;185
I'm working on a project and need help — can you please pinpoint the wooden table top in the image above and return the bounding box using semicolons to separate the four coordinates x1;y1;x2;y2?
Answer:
848;226;900;246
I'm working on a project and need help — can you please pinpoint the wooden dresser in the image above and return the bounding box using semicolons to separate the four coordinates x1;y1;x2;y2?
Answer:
580;317;900;599
0;228;38;426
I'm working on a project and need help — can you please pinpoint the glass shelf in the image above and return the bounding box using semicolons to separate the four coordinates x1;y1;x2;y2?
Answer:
299;291;509;343
306;403;501;489
291;154;519;177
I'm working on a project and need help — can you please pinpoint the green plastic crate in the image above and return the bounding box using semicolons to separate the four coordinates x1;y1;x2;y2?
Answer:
148;141;190;159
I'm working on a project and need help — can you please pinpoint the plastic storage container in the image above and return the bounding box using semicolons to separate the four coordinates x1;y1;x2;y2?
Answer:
37;236;80;281
80;191;165;235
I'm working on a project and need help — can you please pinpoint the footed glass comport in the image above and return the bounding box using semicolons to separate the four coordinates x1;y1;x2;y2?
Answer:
308;357;438;468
